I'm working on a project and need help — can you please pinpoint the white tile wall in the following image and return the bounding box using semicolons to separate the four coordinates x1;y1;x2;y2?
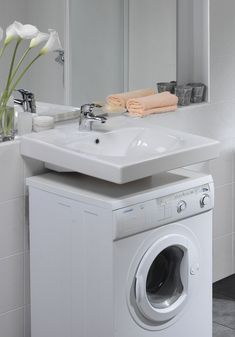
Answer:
213;234;233;282
0;198;24;258
213;184;233;239
0;140;45;336
0;308;24;337
0;142;24;203
0;254;24;315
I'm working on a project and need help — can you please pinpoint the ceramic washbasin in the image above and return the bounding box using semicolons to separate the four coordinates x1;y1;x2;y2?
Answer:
20;120;219;184
65;127;182;157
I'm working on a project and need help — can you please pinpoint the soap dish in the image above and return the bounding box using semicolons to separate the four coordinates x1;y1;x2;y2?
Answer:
33;116;55;132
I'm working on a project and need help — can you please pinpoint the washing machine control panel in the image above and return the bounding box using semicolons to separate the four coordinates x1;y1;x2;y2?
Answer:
156;184;212;220
113;183;214;240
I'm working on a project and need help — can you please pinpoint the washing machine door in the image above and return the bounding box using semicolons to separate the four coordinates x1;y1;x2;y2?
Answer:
135;233;199;324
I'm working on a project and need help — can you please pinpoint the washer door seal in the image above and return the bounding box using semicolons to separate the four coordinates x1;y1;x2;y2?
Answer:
135;233;199;323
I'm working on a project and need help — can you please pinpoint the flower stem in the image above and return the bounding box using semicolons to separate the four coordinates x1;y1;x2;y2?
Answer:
8;54;41;99
5;39;22;91
10;47;31;83
0;39;22;107
0;44;6;58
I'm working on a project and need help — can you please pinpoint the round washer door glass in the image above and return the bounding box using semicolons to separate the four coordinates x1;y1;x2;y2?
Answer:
146;245;184;309
135;234;199;324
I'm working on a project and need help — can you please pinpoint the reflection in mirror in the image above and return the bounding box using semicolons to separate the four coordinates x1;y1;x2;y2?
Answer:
68;0;209;106
69;0;176;106
70;0;124;106
128;0;176;91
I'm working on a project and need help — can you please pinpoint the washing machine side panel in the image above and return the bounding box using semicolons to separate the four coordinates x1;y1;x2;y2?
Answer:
71;201;114;337
30;188;73;337
114;211;212;337
29;187;114;337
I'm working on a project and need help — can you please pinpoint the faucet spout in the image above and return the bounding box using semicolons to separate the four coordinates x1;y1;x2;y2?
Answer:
14;89;36;113
79;103;107;131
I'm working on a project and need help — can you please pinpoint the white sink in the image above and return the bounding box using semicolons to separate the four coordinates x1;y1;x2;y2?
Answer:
20;119;219;183
65;127;183;157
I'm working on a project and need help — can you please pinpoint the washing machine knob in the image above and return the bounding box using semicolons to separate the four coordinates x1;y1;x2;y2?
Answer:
177;200;187;213
200;194;210;207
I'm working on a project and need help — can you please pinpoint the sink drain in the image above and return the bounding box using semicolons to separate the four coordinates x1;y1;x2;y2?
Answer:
95;138;100;144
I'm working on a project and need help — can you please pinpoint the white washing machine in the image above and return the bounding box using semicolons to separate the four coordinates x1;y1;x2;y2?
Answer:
27;168;214;337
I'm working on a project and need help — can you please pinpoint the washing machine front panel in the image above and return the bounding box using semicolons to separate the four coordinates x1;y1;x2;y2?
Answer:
127;223;200;330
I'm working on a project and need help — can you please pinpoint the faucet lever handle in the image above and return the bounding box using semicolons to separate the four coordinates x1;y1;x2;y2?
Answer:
80;103;102;116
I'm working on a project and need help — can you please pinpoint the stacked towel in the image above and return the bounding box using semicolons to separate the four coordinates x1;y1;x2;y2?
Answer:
126;92;178;117
106;88;155;109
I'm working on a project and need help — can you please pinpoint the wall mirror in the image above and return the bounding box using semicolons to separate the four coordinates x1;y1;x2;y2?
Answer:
68;0;177;106
66;0;209;106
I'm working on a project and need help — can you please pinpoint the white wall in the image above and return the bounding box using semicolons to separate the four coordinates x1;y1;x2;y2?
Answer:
0;142;44;337
0;4;28;337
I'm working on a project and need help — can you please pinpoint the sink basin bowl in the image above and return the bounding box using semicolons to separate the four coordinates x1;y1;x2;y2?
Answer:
66;127;183;157
20;120;219;184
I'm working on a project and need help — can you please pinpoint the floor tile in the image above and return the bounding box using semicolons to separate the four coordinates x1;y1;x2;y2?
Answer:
214;274;235;299
213;294;235;329
213;323;235;337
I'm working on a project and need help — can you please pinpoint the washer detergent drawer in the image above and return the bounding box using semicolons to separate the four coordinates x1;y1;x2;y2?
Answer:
113;201;157;240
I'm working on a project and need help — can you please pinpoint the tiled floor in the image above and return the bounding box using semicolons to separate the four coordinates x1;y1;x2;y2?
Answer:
213;274;235;336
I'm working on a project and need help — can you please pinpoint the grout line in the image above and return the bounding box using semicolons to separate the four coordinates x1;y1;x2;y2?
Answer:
214;182;233;190
0;195;25;206
213;296;235;303
213;233;233;241
0;251;24;262
213;322;235;331
0;306;25;318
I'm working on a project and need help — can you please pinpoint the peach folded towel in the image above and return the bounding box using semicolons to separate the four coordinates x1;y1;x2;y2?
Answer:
106;88;155;108
126;92;178;117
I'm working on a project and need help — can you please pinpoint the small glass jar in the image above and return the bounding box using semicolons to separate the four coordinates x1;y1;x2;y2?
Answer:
175;85;192;106
0;96;16;142
157;81;176;94
187;83;205;103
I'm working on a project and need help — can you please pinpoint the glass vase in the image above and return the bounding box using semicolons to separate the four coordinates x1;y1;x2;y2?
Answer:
0;97;15;142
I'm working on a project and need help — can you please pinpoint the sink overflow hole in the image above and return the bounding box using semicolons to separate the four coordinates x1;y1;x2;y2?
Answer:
95;138;100;144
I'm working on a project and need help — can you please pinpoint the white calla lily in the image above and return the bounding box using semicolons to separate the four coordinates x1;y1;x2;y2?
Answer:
39;30;62;55
5;21;21;45
29;32;49;48
5;21;38;45
15;23;38;39
0;27;3;42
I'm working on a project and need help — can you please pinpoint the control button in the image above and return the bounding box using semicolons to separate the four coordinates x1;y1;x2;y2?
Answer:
200;194;210;207
190;263;200;275
177;200;187;213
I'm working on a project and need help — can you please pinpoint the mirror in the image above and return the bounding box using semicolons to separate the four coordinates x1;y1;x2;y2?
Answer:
69;0;177;106
128;0;176;91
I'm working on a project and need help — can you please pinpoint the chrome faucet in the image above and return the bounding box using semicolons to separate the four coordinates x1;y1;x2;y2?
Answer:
79;103;107;131
14;89;36;113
